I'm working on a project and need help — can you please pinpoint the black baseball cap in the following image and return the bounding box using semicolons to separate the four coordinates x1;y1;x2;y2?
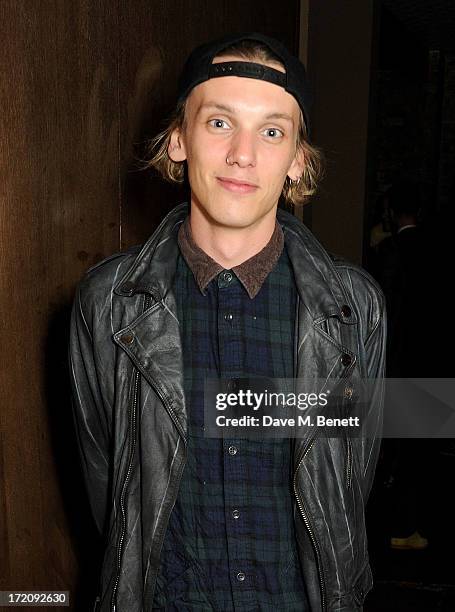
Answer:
176;32;313;137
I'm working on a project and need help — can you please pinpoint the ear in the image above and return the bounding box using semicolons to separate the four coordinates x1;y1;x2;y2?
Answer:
287;147;306;182
168;128;187;162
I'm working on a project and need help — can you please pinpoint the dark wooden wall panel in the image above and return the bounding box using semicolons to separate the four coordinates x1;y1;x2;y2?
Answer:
305;0;374;263
0;1;300;608
0;1;120;607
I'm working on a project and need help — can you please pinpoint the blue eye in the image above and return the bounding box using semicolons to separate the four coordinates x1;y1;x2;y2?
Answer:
209;119;229;129
264;127;284;138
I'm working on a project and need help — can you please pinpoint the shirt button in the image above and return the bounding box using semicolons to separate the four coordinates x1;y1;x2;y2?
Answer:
228;445;238;455
236;572;246;582
222;271;233;283
232;509;240;519
224;313;233;321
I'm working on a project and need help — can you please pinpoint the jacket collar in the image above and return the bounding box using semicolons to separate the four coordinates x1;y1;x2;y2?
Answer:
113;202;357;324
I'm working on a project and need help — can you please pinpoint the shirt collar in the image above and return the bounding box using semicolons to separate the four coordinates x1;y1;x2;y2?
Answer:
177;215;284;299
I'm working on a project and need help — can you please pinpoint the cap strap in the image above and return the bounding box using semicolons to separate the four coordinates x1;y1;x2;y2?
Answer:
208;61;287;87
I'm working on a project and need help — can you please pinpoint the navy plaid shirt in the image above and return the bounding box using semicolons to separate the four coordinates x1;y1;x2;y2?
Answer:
152;225;309;611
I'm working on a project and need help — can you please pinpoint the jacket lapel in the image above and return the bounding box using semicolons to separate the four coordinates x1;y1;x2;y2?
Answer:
112;203;189;441
280;212;358;461
113;293;187;441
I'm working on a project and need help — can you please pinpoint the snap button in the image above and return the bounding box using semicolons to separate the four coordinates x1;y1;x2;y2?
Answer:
232;509;240;519
236;571;246;582
223;271;233;283
120;332;135;345
341;304;351;318
228;445;238;455
341;353;352;366
344;386;353;399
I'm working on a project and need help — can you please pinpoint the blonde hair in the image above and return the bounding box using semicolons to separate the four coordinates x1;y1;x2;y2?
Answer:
141;42;324;206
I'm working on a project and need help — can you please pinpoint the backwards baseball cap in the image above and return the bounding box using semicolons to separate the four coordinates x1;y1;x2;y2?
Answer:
176;32;313;137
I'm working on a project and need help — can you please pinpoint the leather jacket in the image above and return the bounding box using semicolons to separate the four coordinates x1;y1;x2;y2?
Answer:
68;202;386;612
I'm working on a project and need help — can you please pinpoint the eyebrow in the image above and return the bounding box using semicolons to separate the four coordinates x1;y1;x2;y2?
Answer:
197;102;294;124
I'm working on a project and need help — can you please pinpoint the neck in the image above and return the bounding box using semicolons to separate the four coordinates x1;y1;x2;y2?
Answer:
189;204;277;268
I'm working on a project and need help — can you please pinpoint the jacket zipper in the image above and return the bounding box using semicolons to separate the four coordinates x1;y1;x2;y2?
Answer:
111;292;188;611
138;354;188;606
132;338;188;607
110;366;140;611
346;438;353;489
293;435;327;612
111;293;152;612
293;295;326;611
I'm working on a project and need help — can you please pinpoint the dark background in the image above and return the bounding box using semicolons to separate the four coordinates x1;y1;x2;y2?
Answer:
1;1;454;610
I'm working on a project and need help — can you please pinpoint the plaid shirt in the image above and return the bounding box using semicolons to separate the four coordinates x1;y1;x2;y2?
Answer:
152;218;309;611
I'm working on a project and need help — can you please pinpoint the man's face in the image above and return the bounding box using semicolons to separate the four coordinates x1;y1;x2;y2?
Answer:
168;56;304;230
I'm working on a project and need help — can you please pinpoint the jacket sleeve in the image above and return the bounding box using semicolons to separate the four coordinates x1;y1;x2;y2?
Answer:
68;278;112;536
360;285;387;501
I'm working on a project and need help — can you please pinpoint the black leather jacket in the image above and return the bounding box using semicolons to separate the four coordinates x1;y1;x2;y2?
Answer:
68;202;386;612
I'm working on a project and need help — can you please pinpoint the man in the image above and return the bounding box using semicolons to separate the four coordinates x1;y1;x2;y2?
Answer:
374;181;429;551
69;32;386;612
374;181;422;378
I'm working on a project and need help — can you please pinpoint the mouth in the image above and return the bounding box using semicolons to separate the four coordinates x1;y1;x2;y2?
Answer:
216;176;259;194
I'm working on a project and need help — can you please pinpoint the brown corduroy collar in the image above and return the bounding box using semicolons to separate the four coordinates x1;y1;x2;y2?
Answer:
177;215;284;299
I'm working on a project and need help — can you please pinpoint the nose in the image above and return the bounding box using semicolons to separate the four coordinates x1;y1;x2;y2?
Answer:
226;128;257;168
